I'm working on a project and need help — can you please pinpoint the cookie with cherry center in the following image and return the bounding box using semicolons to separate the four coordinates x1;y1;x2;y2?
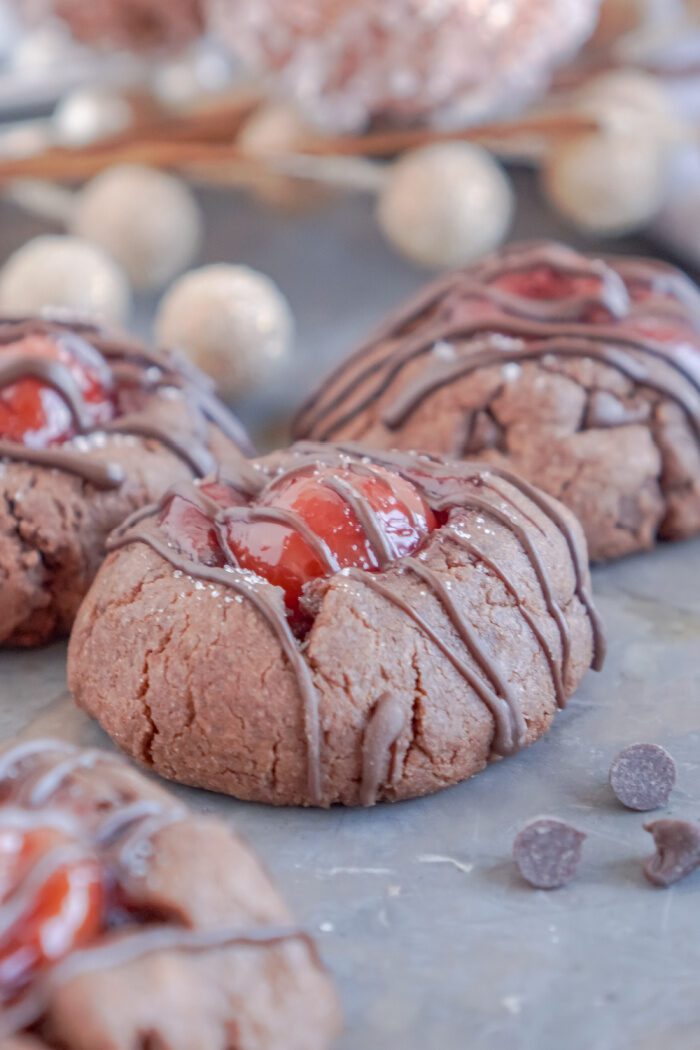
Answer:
0;738;340;1049
68;442;604;807
293;240;700;562
0;316;251;647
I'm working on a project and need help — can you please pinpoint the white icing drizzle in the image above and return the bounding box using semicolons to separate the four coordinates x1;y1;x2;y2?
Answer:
116;810;189;875
0;739;74;783
0;843;89;940
0;739;311;1039
0;806;81;837
95;799;175;847
28;749;107;807
0;923;309;1039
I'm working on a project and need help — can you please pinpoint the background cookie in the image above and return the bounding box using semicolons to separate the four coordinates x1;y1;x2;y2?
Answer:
0;317;251;647
68;444;603;807
293;242;700;561
0;739;340;1049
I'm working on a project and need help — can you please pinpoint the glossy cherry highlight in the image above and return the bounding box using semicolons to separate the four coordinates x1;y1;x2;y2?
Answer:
0;826;103;1000
223;465;438;611
0;334;114;448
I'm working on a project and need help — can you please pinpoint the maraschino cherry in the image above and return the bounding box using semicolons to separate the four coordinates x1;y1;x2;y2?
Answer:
223;465;438;612
0;825;103;1000
160;480;245;567
492;266;696;339
0;334;114;448
493;266;605;310
159;465;438;618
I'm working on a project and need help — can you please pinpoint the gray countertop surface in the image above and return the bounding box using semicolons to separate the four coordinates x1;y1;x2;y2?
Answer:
0;172;698;1050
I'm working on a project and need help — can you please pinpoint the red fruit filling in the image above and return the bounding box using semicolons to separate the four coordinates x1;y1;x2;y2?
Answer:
0;826;103;1001
493;266;607;314
225;466;438;613
159;480;246;567
0;818;192;1004
0;334;114;448
492;265;699;333
160;466;439;616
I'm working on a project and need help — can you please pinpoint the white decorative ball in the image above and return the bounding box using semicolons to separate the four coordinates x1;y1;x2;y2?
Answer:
574;69;686;144
238;102;324;211
0;235;130;324
53;87;132;147
155;264;294;399
543;128;667;235
651;143;700;268
238;102;310;155
377;143;514;270
72;164;203;291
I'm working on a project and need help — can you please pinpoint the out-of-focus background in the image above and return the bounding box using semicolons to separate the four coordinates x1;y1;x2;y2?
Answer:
1;0;700;448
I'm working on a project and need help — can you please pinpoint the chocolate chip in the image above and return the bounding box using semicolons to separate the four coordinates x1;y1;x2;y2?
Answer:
513;818;586;889
643;819;700;887
609;743;676;811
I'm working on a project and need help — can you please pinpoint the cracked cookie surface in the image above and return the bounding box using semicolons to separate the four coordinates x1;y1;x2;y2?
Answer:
0;318;251;647
68;444;603;807
0;739;340;1050
293;241;700;561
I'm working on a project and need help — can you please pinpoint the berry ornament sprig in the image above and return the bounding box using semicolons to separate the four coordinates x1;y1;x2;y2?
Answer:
0;58;694;269
0;91;601;275
9;0;700;266
0;59;697;397
541;69;689;236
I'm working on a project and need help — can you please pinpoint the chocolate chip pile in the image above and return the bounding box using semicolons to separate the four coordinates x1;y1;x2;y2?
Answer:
513;743;700;890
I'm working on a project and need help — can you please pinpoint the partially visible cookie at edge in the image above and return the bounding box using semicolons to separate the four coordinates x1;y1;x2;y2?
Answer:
0;316;251;647
0;738;340;1050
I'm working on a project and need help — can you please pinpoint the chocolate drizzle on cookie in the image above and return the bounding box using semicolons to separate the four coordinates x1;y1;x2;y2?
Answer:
292;241;700;447
107;443;604;807
0;740;312;1039
359;693;407;806
0;317;250;488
